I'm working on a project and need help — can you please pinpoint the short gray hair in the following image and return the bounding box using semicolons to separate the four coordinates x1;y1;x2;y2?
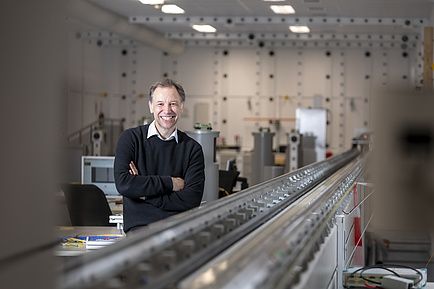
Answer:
149;78;186;103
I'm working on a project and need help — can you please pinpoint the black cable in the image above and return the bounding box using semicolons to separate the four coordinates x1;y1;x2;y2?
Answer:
343;263;424;288
359;266;400;285
344;266;366;288
369;264;423;285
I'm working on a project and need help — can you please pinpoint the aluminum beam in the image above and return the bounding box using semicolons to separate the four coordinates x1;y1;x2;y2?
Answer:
59;149;363;289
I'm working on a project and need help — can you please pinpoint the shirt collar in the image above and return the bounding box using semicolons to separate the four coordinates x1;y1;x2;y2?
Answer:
147;120;179;143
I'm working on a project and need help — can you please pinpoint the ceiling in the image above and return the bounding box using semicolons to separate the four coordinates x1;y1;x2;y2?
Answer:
79;0;433;50
89;0;434;19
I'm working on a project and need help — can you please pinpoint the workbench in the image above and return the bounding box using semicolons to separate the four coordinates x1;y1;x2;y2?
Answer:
55;226;125;257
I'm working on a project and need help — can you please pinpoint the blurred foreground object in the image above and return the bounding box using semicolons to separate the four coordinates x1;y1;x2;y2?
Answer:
372;89;434;232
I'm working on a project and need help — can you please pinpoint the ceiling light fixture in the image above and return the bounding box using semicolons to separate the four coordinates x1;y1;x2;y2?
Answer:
138;0;164;4
192;24;217;33
161;4;185;14
270;5;295;14
289;26;310;33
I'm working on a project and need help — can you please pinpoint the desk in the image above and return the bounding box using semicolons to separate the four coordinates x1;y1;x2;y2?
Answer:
55;226;125;257
108;201;123;214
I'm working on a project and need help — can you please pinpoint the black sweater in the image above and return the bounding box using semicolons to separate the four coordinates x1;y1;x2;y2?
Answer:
114;125;205;232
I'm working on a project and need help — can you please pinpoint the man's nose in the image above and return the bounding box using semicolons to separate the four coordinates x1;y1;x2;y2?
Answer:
163;103;172;112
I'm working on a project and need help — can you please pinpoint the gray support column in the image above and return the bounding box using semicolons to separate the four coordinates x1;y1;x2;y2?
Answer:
186;130;220;203
251;132;275;186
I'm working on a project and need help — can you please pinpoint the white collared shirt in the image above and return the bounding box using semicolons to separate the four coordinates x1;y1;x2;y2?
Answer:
147;120;179;143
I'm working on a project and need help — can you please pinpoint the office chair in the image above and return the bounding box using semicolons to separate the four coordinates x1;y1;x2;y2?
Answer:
218;170;240;198
61;183;115;226
226;159;248;189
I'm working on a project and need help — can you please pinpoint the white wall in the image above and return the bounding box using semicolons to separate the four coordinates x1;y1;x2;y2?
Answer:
66;25;417;156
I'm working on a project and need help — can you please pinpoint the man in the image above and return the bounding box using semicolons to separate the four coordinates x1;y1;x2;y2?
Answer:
114;78;205;233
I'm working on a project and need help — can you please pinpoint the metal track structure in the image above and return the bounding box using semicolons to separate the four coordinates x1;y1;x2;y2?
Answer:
180;151;370;289
59;148;363;289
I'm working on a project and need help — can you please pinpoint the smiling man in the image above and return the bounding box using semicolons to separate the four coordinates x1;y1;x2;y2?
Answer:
114;78;205;234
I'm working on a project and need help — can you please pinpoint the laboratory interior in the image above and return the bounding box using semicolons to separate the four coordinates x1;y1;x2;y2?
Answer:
3;0;434;288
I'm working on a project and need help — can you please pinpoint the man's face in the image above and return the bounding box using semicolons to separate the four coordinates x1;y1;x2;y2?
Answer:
149;86;184;138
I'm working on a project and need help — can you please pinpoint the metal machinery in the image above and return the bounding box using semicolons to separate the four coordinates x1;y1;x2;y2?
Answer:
285;132;318;173
92;130;103;156
286;131;301;173
59;144;371;289
186;129;220;203
67;118;124;157
296;108;327;163
251;130;275;186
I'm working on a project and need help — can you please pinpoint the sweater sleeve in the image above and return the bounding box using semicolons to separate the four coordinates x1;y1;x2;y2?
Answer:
114;129;173;199
157;141;205;212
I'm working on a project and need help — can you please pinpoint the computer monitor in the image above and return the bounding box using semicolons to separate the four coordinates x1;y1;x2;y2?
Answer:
226;158;237;171
81;156;120;198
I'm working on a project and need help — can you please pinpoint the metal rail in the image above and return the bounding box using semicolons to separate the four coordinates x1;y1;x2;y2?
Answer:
177;153;370;289
67;118;124;156
59;148;361;289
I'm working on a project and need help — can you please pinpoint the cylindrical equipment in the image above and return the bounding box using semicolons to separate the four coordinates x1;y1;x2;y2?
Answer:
186;130;220;203
251;131;275;186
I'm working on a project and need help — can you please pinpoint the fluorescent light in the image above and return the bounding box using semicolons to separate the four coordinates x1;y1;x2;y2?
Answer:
270;5;295;14
289;26;310;33
263;0;285;1
139;0;164;4
161;4;185;14
192;24;217;33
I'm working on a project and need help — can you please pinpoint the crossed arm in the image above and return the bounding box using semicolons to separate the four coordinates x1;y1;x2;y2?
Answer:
122;158;204;211
114;129;205;211
128;161;185;192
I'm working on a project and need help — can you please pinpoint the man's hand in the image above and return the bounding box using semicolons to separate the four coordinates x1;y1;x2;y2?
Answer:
129;161;138;175
171;177;185;191
130;161;185;193
129;161;146;200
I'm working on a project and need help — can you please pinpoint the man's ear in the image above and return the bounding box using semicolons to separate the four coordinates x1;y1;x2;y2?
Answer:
148;101;153;113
